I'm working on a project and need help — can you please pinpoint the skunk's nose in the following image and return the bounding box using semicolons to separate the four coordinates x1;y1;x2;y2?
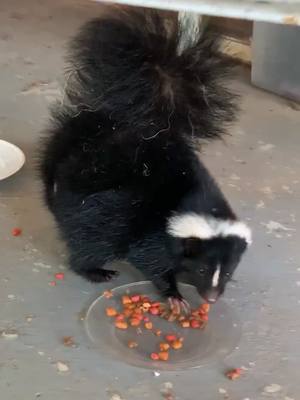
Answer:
203;288;219;304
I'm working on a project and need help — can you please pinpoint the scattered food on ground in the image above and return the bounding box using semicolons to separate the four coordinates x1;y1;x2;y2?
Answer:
12;227;22;236
56;361;70;373
62;336;76;347
55;272;65;280
226;368;243;380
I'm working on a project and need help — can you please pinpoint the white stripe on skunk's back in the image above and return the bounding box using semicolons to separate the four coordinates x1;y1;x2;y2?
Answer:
177;12;201;55
167;212;252;244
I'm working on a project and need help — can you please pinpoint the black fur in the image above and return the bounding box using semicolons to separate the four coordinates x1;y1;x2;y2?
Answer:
39;8;248;303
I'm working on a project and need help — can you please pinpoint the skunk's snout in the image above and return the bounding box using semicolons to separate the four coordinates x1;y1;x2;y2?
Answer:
201;288;220;304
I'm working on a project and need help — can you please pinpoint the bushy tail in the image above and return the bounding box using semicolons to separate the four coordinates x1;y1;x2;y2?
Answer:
65;8;238;141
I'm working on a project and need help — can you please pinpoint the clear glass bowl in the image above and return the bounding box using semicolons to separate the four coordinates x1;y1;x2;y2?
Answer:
84;281;241;370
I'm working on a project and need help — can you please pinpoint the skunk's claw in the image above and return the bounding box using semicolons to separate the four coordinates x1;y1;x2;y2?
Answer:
168;297;191;315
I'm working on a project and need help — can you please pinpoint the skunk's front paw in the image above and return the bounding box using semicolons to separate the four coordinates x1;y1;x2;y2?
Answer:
168;296;191;315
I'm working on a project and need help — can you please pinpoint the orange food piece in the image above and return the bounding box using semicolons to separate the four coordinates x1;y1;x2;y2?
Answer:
115;314;125;322
103;290;113;299
158;351;169;361
55;272;65;280
171;340;183;350
151;302;161;307
122;295;132;305
149;307;160;315
159;342;170;351
200;303;210;313
106;307;118;317
181;320;190;328
131;312;143;321
131;295;140;303
155;329;162;337
226;368;242;380
125;303;136;310
128;341;138;348
62;336;75;347
191;310;200;317
190;319;201;328
200;314;208;322
165;334;177;342
130;318;141;327
142;302;151;310
144;322;153;330
150;352;159;360
115;321;128;329
123;309;133;317
12;227;22;236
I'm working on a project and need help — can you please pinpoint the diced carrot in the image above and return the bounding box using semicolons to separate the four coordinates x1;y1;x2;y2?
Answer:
106;307;118;317
123;309;133;317
141;296;150;301
128;341;138;348
191;310;200;317
130;318;141;327
144;322;153;330
115;321;128;329
190;319;201;328
131;295;140;303
158;351;169;361
12;228;22;236
131;313;143;321
171;340;183;350
103;290;113;299
122;295;132;305
149;307;160;315
165;334;177;342
159;342;170;351
150;352;159;360
151;302;161;307
155;330;162;337
226;368;242;380
126;304;136;310
181;320;190;328
200;303;210;313
200;314;208;322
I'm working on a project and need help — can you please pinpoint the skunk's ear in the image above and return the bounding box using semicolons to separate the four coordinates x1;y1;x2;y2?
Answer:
183;237;202;258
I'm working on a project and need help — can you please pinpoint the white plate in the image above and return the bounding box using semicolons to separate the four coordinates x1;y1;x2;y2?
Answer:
0;140;25;180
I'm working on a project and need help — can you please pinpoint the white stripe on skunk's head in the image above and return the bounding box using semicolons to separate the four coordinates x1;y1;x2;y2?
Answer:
167;212;252;245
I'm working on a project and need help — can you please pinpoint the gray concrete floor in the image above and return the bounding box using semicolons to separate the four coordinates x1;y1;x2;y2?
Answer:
0;1;300;399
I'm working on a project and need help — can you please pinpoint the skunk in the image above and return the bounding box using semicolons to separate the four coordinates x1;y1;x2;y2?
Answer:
39;8;251;311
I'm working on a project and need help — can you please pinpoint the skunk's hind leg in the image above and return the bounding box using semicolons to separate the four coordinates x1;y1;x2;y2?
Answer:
69;253;119;282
